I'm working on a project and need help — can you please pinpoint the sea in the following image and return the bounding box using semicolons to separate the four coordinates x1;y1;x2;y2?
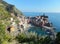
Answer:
23;12;60;35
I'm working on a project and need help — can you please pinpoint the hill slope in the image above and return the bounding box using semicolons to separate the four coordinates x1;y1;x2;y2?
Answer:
0;0;23;36
0;0;23;20
0;0;24;44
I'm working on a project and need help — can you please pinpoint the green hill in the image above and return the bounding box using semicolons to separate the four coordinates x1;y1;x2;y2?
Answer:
0;0;23;20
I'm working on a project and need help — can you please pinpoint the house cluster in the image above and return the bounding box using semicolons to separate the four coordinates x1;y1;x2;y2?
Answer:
7;16;29;34
27;14;52;28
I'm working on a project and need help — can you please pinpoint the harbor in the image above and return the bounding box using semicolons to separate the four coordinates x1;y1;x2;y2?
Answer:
27;14;56;38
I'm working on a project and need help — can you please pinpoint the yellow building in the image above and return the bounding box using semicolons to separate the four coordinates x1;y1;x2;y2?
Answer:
10;26;15;32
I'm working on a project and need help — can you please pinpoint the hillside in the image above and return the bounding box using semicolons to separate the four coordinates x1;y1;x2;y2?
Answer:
0;0;24;44
0;0;23;20
0;0;23;31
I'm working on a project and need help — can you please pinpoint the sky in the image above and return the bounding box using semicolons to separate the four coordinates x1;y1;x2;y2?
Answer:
4;0;60;12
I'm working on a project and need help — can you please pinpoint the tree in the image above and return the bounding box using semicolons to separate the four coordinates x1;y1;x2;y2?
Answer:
55;32;60;44
42;36;52;44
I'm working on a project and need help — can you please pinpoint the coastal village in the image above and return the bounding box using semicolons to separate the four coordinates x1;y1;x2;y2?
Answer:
0;0;56;37
7;12;56;39
1;0;60;44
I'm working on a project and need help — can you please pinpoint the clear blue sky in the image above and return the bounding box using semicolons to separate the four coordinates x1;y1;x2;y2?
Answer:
4;0;60;12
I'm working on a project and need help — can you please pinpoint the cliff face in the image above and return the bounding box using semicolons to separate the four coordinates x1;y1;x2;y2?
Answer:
0;0;23;20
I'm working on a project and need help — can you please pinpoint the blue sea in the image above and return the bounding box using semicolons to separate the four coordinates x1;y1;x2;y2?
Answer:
23;12;60;35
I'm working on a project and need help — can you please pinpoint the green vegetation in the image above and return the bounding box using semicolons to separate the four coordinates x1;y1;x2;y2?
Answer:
15;32;60;44
0;21;12;44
